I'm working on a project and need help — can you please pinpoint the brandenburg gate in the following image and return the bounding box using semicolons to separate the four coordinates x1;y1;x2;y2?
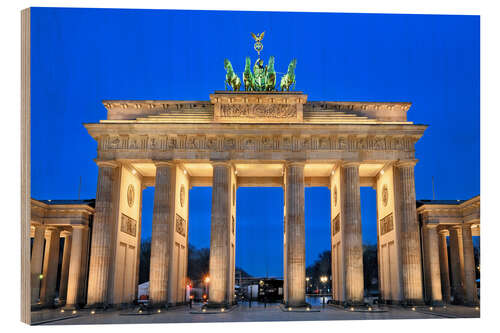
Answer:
82;91;428;309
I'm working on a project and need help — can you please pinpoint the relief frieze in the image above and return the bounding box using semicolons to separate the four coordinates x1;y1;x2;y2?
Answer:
99;133;417;153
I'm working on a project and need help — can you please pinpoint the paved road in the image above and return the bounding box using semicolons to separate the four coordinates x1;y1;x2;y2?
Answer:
34;303;479;325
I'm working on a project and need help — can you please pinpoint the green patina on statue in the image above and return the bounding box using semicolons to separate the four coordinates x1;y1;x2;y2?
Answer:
280;59;297;92
243;57;255;91
224;59;241;91
265;56;276;91
223;32;297;92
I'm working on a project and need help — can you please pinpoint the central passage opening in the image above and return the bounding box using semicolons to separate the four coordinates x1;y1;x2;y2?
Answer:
360;187;379;301
236;187;284;305
304;187;331;306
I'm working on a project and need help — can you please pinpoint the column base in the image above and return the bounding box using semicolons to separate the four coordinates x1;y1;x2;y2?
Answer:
428;300;444;307
401;299;425;306
343;300;366;307
84;302;111;310
30;303;44;311
63;304;80;310
197;302;237;313
204;301;230;310
379;299;402;305
281;302;313;312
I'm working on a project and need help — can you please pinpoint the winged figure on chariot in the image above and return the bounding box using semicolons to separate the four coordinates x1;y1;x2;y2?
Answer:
223;31;297;92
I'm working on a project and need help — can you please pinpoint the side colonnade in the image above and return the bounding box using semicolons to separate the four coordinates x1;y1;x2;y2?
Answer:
30;199;93;309
418;196;480;306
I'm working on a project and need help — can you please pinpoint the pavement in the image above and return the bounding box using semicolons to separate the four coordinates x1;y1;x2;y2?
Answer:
32;302;480;325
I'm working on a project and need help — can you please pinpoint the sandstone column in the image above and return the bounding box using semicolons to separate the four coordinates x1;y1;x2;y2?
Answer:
78;227;90;304
449;226;465;304
87;161;118;307
394;161;424;304
341;162;364;304
208;162;232;307
422;225;443;305
65;226;85;308
39;228;61;306
58;232;72;303
149;161;175;307
461;224;478;305
438;230;451;303
284;162;306;307
30;224;46;305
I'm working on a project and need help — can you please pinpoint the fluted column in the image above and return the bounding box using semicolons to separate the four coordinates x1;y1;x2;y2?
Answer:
65;226;85;308
283;162;306;307
208;162;232;306
461;224;478;305
87;161;118;306
31;224;46;305
40;228;61;306
78;227;90;304
58;233;72;303
449;226;465;304
341;162;364;304
395;161;424;304
149;161;175;307
438;230;451;303
422;225;443;305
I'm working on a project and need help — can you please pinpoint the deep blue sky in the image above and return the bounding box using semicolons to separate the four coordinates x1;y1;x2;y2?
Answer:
30;8;479;277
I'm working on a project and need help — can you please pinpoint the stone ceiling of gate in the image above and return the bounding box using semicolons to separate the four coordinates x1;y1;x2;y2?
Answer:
129;161;385;179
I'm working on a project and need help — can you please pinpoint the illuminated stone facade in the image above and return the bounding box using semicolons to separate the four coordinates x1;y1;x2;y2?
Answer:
30;91;479;310
81;91;429;308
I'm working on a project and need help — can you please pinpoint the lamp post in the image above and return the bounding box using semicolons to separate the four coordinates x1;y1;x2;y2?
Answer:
320;276;328;308
204;276;210;303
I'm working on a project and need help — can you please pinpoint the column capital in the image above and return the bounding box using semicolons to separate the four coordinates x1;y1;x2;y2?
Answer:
341;161;361;168
71;225;88;230
211;160;232;167
153;160;176;168
60;230;72;237
395;159;418;168
284;160;306;168
438;228;449;236
94;159;119;168
461;223;472;231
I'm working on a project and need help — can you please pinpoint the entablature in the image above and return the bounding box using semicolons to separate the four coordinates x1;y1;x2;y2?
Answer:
85;123;426;163
417;195;480;228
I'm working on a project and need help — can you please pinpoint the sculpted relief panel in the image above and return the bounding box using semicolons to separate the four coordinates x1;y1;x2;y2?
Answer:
175;214;186;237
120;214;137;237
100;134;417;154
219;104;297;118
380;213;394;236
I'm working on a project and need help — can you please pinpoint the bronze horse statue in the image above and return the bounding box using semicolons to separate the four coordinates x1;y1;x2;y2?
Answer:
224;59;241;91
265;56;276;91
280;59;297;91
243;57;255;91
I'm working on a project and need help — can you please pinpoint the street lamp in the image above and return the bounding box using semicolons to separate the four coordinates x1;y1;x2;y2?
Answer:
320;276;328;307
204;275;210;302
